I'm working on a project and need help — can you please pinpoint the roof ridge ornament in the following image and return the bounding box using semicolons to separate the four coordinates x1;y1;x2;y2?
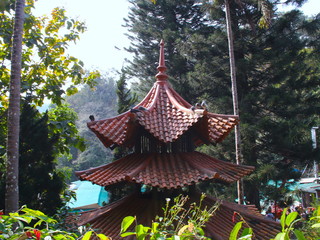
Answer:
155;39;168;83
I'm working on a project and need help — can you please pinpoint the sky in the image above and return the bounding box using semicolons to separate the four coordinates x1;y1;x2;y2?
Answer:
33;0;319;73
33;0;132;74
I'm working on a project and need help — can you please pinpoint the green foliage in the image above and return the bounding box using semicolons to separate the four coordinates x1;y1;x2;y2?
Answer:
230;205;320;240
271;208;301;240
0;206;110;240
48;104;85;156
0;0;99;109
120;194;219;240
0;0;102;212
0;206;76;239
229;221;252;240
124;0;210;100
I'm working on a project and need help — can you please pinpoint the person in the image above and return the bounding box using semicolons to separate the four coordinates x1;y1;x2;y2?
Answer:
265;208;275;220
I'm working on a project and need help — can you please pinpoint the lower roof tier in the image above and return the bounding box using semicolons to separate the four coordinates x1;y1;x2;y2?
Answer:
75;151;254;188
77;192;280;240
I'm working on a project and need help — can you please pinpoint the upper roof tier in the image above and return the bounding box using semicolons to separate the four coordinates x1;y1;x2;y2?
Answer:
87;40;238;148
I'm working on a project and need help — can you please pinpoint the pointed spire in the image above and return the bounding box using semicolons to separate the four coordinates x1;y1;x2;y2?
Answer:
156;39;168;82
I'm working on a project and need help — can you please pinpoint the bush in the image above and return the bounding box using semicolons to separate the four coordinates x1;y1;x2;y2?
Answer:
0;206;109;240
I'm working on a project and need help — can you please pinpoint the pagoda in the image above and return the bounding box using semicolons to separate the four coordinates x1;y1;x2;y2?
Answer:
75;40;280;239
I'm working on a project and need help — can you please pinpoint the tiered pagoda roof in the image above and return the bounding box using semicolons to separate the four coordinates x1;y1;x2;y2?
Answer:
77;40;254;187
87;40;239;148
75;40;279;239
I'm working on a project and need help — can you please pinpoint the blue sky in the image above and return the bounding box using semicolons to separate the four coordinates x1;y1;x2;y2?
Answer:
34;0;132;74
34;0;319;73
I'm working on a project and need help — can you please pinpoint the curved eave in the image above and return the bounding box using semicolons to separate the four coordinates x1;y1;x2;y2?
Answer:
87;111;134;148
203;112;239;144
75;152;254;188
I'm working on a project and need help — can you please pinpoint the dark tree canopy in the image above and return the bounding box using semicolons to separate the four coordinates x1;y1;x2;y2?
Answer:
1;102;66;215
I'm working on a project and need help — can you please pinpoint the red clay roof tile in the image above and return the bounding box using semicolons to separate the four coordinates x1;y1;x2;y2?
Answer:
75;151;254;188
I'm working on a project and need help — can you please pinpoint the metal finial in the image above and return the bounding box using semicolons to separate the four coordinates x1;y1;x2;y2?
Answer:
156;39;168;82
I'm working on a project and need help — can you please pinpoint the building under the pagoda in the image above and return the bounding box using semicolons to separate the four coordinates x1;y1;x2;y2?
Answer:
75;40;280;239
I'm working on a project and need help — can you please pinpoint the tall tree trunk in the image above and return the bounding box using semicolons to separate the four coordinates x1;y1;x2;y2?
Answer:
5;0;26;214
224;0;243;204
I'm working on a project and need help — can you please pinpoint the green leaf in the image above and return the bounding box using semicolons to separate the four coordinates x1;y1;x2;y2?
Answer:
34;219;44;228
285;212;298;227
280;208;287;231
96;234;109;240
311;223;320;228
152;222;159;233
239;227;253;239
310;216;320;220
0;223;5;232
136;224;144;235
120;232;136;237
229;221;243;240
241;227;252;236
274;232;286;240
196;227;205;236
66;86;78;96
13;216;33;223
137;233;148;240
293;230;306;240
120;216;135;233
82;231;93;240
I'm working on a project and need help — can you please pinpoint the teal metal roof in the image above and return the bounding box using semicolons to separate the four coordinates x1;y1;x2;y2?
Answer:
68;181;109;210
267;180;320;193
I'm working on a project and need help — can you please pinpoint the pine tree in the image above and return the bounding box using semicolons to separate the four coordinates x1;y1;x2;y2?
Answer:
113;70;137;161
116;70;138;115
124;0;211;101
125;0;320;209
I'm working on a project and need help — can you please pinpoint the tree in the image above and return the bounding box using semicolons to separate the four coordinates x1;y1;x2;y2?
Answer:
125;0;320;209
1;0;99;213
116;70;137;115
113;70;137;160
206;0;303;205
0;0;99;108
18;102;65;215
5;0;26;214
198;3;320;208
224;0;243;204
124;0;210;101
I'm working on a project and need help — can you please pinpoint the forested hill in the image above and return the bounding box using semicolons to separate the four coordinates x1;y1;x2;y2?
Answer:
61;76;118;179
